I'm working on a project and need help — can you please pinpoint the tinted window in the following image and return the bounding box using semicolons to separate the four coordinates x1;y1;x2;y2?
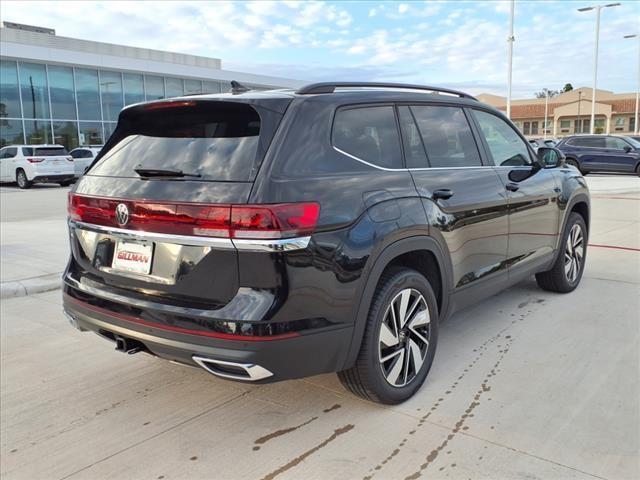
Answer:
398;106;428;168
1;60;21;118
473;110;532;166
333;106;402;169
75;68;101;121
411;106;481;167
3;147;17;158
35;147;68;156
19;62;50;119
48;65;77;120
569;137;604;148
22;147;33;156
605;137;630;150
91;102;263;181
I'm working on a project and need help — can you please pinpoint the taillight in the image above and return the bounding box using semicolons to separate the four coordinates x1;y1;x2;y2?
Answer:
68;194;320;239
27;157;44;163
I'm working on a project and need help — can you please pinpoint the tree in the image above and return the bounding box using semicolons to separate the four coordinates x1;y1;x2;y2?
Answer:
535;88;559;98
561;83;573;93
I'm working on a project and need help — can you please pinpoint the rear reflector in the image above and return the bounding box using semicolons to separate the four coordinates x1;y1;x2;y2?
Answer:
68;194;319;240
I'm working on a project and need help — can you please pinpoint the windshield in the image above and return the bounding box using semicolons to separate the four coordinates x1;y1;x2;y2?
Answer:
90;102;264;182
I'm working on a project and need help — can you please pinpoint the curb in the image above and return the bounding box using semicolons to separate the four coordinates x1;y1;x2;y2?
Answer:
0;273;62;300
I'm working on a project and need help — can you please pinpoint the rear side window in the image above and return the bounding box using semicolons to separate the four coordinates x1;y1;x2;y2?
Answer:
35;147;68;156
472;110;532;166
568;137;604;148
90;102;264;181
411;106;481;167
332;106;402;169
22;147;33;156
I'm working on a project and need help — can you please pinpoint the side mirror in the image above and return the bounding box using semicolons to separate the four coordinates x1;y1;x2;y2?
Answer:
623;145;632;153
537;147;565;168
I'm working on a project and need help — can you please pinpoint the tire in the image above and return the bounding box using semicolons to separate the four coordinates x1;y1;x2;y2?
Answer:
16;169;32;189
338;267;439;404
565;158;586;175
536;212;587;293
635;164;640;177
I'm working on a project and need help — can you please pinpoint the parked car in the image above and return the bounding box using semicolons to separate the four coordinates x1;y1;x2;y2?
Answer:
556;135;640;176
528;138;557;152
69;146;103;177
62;82;590;404
0;144;75;188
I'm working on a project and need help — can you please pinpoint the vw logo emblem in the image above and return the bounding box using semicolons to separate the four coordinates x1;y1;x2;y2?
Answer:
115;203;130;227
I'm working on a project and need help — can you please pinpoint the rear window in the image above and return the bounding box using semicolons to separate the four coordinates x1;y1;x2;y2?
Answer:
34;147;68;156
90;102;264;182
332;106;402;169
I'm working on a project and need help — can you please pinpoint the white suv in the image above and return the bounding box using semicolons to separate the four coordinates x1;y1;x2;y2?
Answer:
0;144;75;189
69;146;103;177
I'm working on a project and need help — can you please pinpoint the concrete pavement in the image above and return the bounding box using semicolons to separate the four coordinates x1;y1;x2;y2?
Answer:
1;184;639;479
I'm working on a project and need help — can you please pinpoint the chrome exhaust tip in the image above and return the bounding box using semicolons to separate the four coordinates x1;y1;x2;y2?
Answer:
192;356;273;381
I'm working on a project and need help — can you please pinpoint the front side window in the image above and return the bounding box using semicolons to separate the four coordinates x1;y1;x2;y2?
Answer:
410;105;481;167
605;137;630;150
473;109;532;166
332;106;402;169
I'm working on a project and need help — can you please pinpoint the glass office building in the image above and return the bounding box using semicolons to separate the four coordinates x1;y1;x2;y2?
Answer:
0;23;301;149
0;59;236;149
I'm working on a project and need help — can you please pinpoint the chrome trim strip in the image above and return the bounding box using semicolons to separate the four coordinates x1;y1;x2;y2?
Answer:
192;355;273;381
333;146;494;172
70;221;311;252
232;236;311;252
70;220;235;248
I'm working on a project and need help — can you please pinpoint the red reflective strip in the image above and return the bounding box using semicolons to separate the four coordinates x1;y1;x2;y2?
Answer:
68;193;319;239
588;243;640;252
64;294;300;341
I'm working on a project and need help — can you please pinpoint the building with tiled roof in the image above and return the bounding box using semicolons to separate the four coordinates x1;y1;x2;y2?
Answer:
477;87;638;138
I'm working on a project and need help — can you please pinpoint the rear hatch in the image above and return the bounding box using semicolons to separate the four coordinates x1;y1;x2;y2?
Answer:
68;96;291;308
26;146;73;175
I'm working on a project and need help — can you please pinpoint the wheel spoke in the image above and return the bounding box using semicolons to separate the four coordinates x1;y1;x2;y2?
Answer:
379;322;399;347
397;289;412;327
386;350;405;385
380;349;403;364
409;339;425;375
409;308;429;328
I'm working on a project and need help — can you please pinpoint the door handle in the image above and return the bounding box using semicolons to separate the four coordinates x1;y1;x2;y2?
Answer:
432;189;454;200
505;183;520;192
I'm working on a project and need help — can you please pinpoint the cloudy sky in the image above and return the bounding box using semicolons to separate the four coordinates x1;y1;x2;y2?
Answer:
2;0;638;98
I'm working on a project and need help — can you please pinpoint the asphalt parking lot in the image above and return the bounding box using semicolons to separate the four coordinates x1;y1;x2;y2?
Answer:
1;176;639;480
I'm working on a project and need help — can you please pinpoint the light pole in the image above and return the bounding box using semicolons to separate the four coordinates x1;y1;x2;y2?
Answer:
577;91;583;133
506;0;515;119
578;3;620;134
624;34;640;135
544;91;549;139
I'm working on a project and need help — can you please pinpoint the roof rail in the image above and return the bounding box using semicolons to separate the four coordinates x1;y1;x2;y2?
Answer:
295;82;477;100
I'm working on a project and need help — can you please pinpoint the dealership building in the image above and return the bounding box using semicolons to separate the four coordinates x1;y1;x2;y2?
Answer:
0;22;303;149
478;87;639;138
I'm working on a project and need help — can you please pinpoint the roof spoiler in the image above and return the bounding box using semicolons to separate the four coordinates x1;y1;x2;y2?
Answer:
295;82;477;100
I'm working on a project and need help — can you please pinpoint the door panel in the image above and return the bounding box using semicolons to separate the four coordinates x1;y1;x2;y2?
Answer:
412;168;509;288
496;167;561;266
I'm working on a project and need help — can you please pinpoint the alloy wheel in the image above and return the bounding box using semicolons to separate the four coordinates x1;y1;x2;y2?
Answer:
564;223;584;283
378;288;430;387
17;171;26;188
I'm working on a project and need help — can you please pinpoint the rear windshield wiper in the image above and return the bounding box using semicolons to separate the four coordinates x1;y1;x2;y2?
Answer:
134;167;201;178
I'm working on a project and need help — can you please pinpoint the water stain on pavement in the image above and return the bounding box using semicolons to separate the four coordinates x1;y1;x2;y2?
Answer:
253;416;318;451
259;424;355;480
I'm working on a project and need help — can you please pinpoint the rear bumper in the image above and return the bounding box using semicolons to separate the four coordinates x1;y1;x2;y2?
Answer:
62;292;353;382
32;174;74;183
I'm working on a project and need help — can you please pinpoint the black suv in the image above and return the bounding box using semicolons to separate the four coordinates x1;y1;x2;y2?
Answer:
556;134;640;176
63;82;590;404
